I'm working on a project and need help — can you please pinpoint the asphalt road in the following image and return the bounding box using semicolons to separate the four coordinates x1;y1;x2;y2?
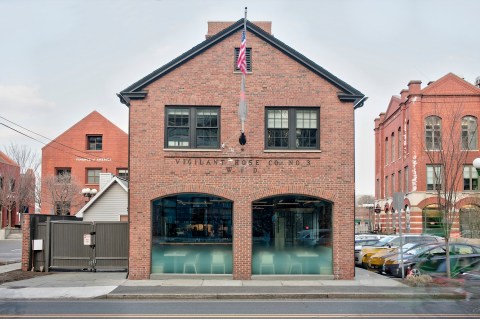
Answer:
0;239;21;264
0;299;480;318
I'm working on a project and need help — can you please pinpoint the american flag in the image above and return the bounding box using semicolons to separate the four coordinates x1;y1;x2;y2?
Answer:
237;30;247;75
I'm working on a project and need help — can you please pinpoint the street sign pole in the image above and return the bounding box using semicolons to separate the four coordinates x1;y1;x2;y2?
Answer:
393;192;405;279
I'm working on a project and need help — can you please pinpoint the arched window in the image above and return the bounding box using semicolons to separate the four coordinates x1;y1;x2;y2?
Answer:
425;116;441;150
385;137;389;165
397;127;402;159
461;116;478;150
391;132;395;163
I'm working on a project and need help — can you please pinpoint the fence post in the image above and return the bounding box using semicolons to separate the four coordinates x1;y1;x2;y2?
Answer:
21;214;31;271
45;216;51;273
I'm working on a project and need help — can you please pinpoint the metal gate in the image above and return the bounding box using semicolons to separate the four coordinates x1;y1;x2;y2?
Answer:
30;217;128;272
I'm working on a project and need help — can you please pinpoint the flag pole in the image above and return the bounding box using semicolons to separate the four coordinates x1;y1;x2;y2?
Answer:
238;7;248;145
241;7;247;134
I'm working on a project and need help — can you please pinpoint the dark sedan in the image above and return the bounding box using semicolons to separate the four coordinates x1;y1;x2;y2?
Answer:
386;242;480;278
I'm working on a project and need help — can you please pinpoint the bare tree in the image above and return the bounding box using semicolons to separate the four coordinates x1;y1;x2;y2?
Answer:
356;194;375;206
3;144;40;213
421;104;477;277
43;173;83;215
0;164;19;227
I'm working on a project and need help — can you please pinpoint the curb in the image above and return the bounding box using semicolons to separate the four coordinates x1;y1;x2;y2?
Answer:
105;292;466;300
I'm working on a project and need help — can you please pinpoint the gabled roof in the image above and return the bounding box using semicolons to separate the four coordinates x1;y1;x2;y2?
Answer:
117;19;366;108
421;73;480;96
383;96;402;121
75;175;128;218
42;110;127;150
0;151;19;167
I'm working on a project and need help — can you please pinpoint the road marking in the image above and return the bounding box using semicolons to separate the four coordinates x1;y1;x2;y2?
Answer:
0;315;479;318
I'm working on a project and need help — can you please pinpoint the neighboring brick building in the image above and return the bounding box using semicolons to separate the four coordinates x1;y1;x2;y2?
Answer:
374;73;480;237
118;19;365;280
0;151;20;228
41;111;128;215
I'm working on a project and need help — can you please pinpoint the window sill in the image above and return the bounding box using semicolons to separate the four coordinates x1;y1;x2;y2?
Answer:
164;148;222;152
264;150;322;153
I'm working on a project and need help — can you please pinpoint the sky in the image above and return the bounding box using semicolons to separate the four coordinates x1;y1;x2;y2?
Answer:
1;0;479;196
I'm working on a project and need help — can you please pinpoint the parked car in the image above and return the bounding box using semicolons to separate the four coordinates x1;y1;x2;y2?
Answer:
388;243;480;278
354;238;381;266
381;242;435;275
368;242;433;272
360;234;442;269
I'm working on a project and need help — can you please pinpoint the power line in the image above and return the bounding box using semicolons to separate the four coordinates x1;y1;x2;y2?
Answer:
0;116;128;167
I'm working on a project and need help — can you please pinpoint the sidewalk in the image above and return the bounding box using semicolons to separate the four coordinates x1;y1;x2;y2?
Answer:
0;263;470;300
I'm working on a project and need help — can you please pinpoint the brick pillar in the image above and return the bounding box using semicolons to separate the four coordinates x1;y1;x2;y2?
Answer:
21;214;31;271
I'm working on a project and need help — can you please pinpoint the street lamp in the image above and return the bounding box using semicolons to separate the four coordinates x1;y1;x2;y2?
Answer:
473;158;480;175
82;188;97;200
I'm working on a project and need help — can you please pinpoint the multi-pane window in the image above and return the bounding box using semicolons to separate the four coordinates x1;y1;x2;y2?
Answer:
87;135;102;150
234;47;252;73
87;169;101;184
461;116;478;150
404;166;409;193
463;166;479;191
117;168;129;180
55;201;71;215
391;133;395;163
55;168;71;182
427;165;442;191
266;108;319;150
166;107;219;149
9;178;15;192
398;127;402;159
425;116;441;150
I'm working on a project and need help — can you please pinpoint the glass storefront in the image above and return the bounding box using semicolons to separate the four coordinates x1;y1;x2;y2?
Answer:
252;195;333;275
422;204;445;237
151;194;233;274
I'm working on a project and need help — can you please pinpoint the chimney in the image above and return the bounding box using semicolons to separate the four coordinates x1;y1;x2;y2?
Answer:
400;89;409;102
408;80;422;95
206;21;272;39
475;76;480;88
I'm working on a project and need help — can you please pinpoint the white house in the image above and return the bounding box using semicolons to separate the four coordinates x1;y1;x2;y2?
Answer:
76;173;128;222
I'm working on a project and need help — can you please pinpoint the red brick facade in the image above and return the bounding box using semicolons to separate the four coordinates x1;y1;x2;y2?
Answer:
374;73;480;235
120;20;364;280
0;151;21;228
41;111;128;215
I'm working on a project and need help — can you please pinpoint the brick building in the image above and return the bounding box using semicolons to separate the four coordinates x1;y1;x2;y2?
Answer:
41;111;128;215
374;73;480;237
0;151;20;228
118;19;365;280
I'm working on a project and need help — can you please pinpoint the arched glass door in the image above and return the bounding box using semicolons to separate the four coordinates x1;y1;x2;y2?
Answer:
151;193;233;274
252;195;333;275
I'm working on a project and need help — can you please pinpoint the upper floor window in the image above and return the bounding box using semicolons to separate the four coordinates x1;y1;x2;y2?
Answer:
404;166;409;193
166;107;220;149
427;165;442;191
425;116;441;150
461;116;478;150
87;135;102;150
463;165;479;191
8;178;15;192
117;168;129;180
385;176;389;198
385;137;389;165
391;133;395;163
398;127;402;159
265;108;319;150
87;168;101;184
55;168;71;182
234;47;251;73
406;120;409;154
